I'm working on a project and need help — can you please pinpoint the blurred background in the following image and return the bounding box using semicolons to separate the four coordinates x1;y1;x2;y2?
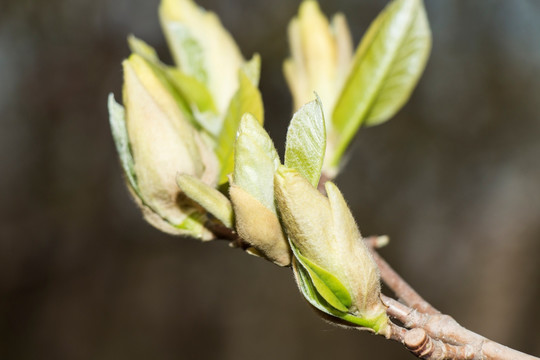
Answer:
1;0;540;359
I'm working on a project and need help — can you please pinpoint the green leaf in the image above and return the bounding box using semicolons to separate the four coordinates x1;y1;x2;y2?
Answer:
176;211;207;237
128;35;218;133
331;0;431;165
291;244;352;313
216;58;264;184
159;0;244;113
240;53;261;86
161;21;208;84
284;96;326;187
128;35;160;63
176;174;233;228
234;113;280;212
293;258;336;314
293;257;388;331
168;68;217;116
108;94;138;193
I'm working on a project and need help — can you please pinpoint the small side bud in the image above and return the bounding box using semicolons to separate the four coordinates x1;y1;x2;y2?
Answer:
230;185;290;266
230;114;291;266
120;53;218;238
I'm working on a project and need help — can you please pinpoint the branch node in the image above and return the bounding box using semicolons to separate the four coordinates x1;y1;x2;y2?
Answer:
405;328;431;354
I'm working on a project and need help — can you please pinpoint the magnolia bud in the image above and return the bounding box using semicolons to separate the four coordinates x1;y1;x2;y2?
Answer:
120;53;218;238
230;185;290;266
284;1;353;115
229;114;291;266
159;0;244;113
274;166;387;330
283;1;353;178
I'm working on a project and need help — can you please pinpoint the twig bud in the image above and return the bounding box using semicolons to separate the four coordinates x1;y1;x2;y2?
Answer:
275;166;388;331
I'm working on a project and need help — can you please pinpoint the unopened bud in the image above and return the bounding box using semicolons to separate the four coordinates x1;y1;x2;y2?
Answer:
230;185;290;266
284;1;353;115
229;114;291;266
284;1;354;178
121;53;218;238
159;0;244;113
274;166;387;329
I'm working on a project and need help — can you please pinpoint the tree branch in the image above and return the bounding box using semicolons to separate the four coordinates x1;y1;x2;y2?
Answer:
209;224;539;359
380;269;539;360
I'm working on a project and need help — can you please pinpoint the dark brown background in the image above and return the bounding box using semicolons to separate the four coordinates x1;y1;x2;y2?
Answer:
1;0;539;359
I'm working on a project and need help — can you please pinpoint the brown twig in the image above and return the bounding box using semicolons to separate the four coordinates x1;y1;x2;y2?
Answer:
387;320;477;360
208;209;539;359
382;279;539;360
403;328;477;360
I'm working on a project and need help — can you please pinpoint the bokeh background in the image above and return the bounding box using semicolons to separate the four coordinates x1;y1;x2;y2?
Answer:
1;0;540;359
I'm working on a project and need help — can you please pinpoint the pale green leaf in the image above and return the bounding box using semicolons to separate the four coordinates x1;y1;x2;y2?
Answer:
331;0;431;165
240;53;261;86
176;211;208;238
283;1;353;116
159;0;244;113
284;96;326;187
128;35;160;63
161;21;208;83
108;94;138;193
127;53;194;127
168;68;217;115
234;113;280;212
176;174;233;228
128;35;217;132
293;256;388;331
292;245;351;313
216;62;264;184
190;110;222;139
293;258;336;314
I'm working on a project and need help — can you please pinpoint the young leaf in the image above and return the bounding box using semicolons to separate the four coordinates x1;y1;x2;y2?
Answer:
283;1;353;116
292;256;389;332
128;35;160;63
168;69;217;116
292;245;352;313
176;174;233;228
234;113;280;212
292;258;336;314
108;94;138;193
331;0;431;165
240;53;261;87
126;52;195;129
176;211;213;240
128;35;218;132
216;58;264;184
159;0;244;113
284;97;326;187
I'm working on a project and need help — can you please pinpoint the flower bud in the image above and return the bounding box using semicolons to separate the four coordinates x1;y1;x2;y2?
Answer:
274;166;387;329
229;185;290;266
284;1;353;115
229;114;291;266
159;0;244;113
284;1;353;178
120;53;218;238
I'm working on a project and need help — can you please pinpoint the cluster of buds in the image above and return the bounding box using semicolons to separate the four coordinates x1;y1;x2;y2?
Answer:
109;0;430;333
109;0;262;239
